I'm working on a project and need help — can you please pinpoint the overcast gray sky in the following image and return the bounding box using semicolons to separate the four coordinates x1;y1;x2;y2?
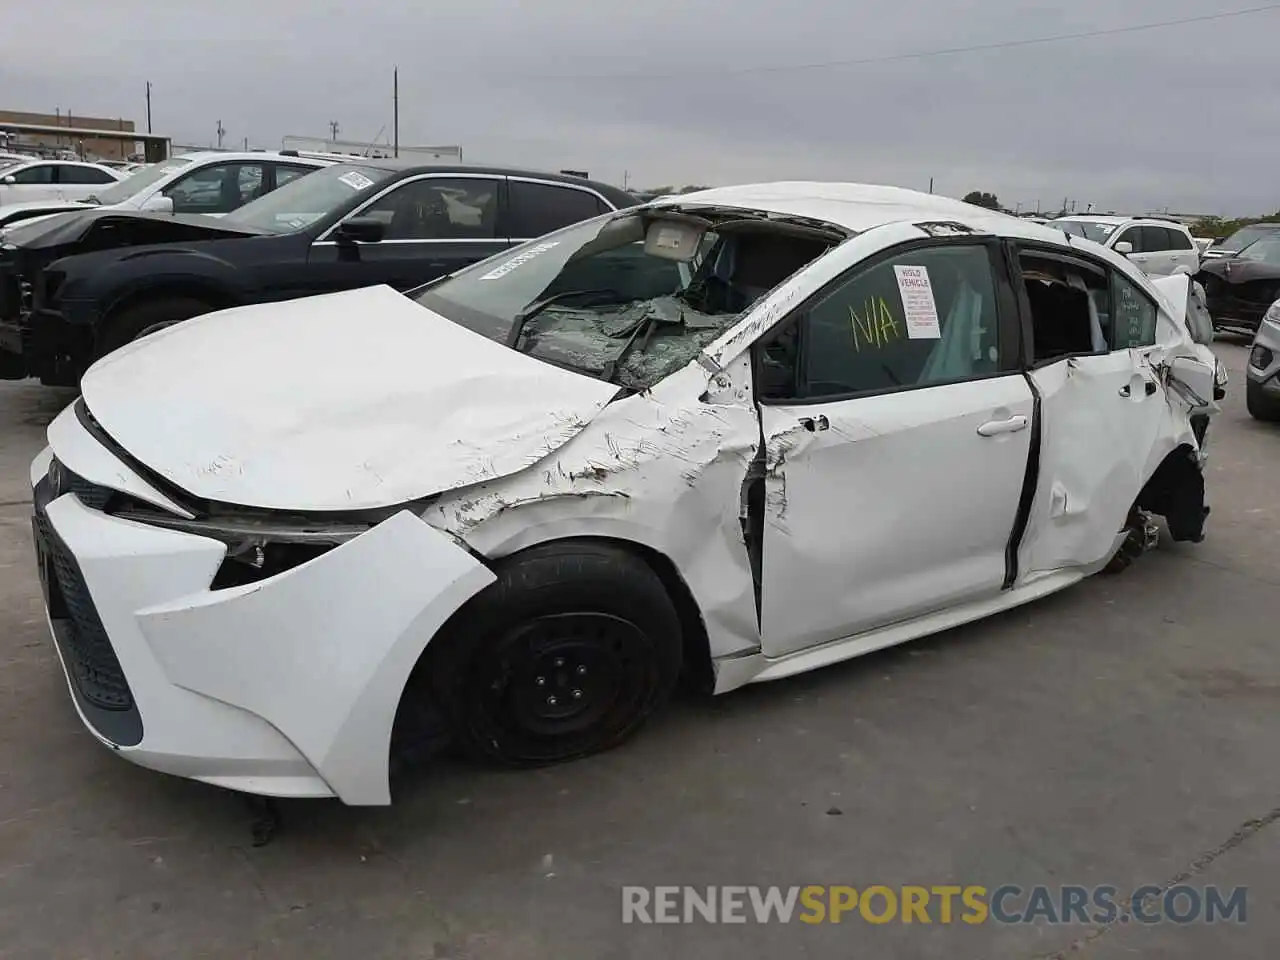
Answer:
2;0;1276;215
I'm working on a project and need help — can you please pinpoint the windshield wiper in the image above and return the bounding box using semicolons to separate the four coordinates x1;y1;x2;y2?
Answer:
507;289;626;349
600;302;686;383
82;196;101;205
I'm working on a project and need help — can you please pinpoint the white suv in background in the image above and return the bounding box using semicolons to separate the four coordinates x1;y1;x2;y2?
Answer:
1050;216;1201;276
0;152;334;231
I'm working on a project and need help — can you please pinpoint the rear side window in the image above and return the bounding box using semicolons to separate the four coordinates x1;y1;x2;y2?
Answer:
1111;272;1158;349
58;165;116;184
507;181;605;238
1166;228;1194;251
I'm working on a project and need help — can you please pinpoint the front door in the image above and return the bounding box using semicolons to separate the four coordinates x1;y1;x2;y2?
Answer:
307;175;509;294
1015;249;1171;579
753;240;1034;657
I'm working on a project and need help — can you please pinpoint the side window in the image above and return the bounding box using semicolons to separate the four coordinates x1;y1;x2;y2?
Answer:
164;162;264;214
357;177;498;240
1110;272;1158;349
1166;228;1195;251
1139;225;1173;252
58;165;116;184
765;245;1003;401
507;181;605;238
7;164;55;184
1019;253;1109;363
1113;227;1142;252
273;164;314;189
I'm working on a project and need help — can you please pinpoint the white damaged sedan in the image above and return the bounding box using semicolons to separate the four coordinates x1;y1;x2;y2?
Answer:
30;183;1221;805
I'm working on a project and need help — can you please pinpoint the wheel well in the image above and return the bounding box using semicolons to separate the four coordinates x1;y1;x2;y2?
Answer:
387;534;714;780
1136;443;1207;543
104;283;234;327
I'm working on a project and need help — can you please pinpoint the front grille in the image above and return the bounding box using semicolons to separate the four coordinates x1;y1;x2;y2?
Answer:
34;494;134;712
65;468;113;511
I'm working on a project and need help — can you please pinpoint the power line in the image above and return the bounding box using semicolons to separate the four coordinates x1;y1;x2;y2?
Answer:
492;3;1280;81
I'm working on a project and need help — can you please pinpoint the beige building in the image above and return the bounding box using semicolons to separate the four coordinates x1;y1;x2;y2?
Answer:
0;109;141;160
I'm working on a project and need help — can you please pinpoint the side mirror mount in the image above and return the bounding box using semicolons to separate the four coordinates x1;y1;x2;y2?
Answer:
1;175;15;185
1114;240;1134;256
141;195;175;214
335;217;385;244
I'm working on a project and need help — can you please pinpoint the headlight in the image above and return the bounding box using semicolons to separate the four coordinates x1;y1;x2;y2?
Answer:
1265;300;1280;326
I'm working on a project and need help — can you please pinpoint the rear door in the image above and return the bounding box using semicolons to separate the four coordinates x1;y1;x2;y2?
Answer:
752;239;1034;657
1015;247;1170;579
308;174;508;292
54;164;118;201
1164;226;1201;274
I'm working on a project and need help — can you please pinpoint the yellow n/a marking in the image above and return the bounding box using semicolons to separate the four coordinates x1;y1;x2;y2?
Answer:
848;297;903;351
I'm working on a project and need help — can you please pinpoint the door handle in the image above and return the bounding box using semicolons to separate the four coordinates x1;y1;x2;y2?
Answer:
976;415;1028;437
799;415;829;432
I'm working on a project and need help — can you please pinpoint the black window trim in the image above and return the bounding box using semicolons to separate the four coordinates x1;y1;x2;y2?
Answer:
312;171;507;245
505;175;622;241
752;235;1024;408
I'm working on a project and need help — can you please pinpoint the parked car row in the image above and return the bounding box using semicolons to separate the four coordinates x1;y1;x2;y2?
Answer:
27;182;1223;806
0;159;636;384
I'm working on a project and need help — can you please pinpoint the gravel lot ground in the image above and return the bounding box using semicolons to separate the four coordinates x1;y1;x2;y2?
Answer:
0;338;1276;959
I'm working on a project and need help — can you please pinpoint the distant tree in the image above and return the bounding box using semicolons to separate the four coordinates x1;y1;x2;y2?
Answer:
963;191;1001;210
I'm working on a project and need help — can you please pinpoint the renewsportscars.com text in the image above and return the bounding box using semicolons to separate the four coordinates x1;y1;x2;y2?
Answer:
621;884;1248;925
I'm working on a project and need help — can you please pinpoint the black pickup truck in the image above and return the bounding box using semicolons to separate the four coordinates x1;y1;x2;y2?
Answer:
0;161;636;385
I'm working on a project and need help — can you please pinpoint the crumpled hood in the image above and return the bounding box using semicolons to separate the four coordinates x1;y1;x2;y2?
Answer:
0;208;269;252
79;285;621;512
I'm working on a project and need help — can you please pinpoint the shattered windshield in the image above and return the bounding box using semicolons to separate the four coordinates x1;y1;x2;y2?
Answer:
414;209;835;390
224;163;394;233
1051;219;1118;243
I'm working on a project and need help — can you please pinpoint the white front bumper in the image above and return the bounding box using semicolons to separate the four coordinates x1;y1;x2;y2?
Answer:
32;408;495;805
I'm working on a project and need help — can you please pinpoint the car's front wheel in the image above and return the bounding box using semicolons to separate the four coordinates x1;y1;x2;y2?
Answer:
98;296;214;357
421;541;684;766
1246;378;1280;422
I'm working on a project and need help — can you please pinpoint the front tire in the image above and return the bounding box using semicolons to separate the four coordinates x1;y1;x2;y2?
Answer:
423;541;683;766
1246;379;1280;422
98;296;214;357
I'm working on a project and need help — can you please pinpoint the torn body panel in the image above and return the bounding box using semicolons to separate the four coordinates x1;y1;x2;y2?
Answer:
422;359;765;662
1017;348;1194;580
755;376;1035;658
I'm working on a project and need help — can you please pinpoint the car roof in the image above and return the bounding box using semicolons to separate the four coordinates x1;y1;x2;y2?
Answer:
338;160;636;204
646;181;1084;242
1055;214;1191;231
171;151;332;165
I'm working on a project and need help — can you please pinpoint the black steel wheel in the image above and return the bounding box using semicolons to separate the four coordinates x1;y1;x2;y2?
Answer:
421;541;683;766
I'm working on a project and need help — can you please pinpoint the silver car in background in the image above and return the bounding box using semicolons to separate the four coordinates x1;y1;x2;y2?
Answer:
1246;303;1280;421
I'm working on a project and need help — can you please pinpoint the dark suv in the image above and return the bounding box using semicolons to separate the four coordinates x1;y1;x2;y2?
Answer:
0;162;636;385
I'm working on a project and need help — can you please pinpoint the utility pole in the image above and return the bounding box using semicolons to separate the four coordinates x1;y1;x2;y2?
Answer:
329;120;340;142
1015;201;1022;214
216;120;225;150
623;170;629;190
145;82;153;133
928;177;934;194
393;67;399;158
243;136;249;151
